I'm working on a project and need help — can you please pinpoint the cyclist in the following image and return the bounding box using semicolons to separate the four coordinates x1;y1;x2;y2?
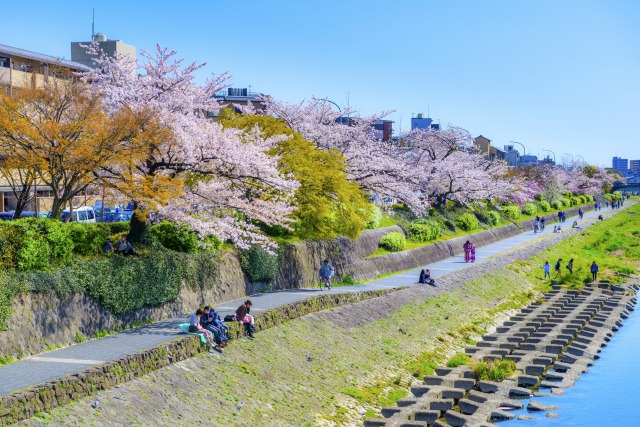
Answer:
319;260;335;290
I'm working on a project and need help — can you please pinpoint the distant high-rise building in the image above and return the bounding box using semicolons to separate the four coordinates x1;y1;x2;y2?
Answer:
629;160;640;174
411;113;439;131
612;157;629;173
71;33;136;74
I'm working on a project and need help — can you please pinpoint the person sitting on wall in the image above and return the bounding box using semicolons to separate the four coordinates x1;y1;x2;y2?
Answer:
235;299;256;339
572;221;582;230
189;308;218;349
200;306;227;347
598;214;604;221
207;306;230;340
115;234;137;256
424;268;436;286
418;269;427;284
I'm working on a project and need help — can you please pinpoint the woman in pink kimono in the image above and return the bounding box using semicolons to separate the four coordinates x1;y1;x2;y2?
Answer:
463;241;471;262
469;242;476;262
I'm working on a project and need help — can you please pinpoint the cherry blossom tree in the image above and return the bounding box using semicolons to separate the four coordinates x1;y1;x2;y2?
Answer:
82;44;298;247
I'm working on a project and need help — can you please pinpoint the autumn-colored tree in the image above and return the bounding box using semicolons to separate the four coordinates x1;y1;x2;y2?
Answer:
218;109;372;239
0;76;146;219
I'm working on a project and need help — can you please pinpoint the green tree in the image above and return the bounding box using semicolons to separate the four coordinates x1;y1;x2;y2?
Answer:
218;110;371;239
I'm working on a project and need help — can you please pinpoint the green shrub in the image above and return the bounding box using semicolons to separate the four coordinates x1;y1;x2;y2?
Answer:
488;211;501;226
412;218;441;239
407;223;431;242
69;223;110;256
564;191;574;198
238;246;282;282
584;195;594;202
570;197;580;207
455;213;479;231
473;359;516;381
447;354;470;368
539;201;551;212
578;195;587;204
559;198;571;207
0;219;74;271
149;221;199;253
551;200;562;210
379;232;406;252
364;205;383;229
108;222;130;235
501;205;521;220
521;202;537;216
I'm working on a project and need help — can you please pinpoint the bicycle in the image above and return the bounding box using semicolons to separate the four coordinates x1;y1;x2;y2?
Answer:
319;275;332;291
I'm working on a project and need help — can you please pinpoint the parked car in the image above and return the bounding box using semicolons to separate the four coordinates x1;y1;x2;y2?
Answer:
101;212;126;223
61;206;96;223
17;211;37;218
0;212;13;221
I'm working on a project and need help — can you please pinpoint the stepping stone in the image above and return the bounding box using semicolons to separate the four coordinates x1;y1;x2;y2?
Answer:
478;380;500;393
445;410;476;426
397;397;417;407
429;399;454;411
413;410;440;423
381;407;401;417
435;367;452;376
441;387;465;400
490;409;516;421
410;385;430;397
525;364;546;376
423;375;443;386
364;420;388;427
509;386;532;398
527;399;559;412
453;378;476;390
458;398;480;415
517;374;539;387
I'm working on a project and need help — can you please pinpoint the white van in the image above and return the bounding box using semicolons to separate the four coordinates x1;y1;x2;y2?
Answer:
61;206;97;223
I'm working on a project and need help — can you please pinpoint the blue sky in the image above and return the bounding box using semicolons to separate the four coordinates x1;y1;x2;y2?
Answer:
3;0;639;166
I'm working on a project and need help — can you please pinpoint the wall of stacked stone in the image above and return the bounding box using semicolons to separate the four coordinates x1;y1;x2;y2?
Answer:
0;251;247;360
0;288;397;426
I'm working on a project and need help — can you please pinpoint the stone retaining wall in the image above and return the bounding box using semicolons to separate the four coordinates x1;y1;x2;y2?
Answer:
0;287;397;426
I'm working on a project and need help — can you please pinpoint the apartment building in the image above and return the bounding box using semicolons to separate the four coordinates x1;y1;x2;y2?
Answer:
0;43;90;93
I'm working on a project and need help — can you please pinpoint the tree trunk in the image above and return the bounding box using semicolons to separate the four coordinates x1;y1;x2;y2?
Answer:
127;202;149;244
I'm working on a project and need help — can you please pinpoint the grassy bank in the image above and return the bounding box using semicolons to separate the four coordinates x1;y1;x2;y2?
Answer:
26;270;536;427
510;203;640;289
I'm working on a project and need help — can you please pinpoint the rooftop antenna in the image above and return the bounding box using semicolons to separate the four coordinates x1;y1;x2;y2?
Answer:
92;7;95;41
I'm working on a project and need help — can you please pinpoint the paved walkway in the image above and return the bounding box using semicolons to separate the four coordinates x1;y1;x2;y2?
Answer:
0;205;615;396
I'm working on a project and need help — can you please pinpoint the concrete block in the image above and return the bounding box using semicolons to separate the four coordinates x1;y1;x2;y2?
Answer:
525;364;546;376
509;386;532;398
429;399;454;411
413;410;440;423
441;387;465;400
423;375;443;386
364;419;388;427
478;380;499;393
458;398;480;415
517;374;539;387
410;385;430;398
381;407;401;418
490;409;516;421
453;378;476;390
396;397;417;407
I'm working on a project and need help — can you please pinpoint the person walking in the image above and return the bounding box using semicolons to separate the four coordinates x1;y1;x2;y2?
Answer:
543;261;551;280
566;258;574;274
578;208;584;220
469;241;477;263
555;258;563;278
463;241;471;263
533;218;540;234
540;217;546;231
590;261;599;282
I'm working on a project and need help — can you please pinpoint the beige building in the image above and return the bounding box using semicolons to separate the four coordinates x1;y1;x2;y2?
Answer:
0;43;90;93
71;33;136;75
473;135;504;161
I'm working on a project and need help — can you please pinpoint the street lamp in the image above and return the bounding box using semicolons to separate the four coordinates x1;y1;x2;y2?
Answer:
575;155;585;167
510;141;526;166
541;149;556;164
562;153;574;169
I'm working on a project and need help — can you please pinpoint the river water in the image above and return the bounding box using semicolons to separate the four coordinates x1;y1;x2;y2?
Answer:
501;306;640;426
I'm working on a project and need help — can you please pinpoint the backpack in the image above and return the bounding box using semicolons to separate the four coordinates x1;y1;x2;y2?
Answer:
223;314;236;322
